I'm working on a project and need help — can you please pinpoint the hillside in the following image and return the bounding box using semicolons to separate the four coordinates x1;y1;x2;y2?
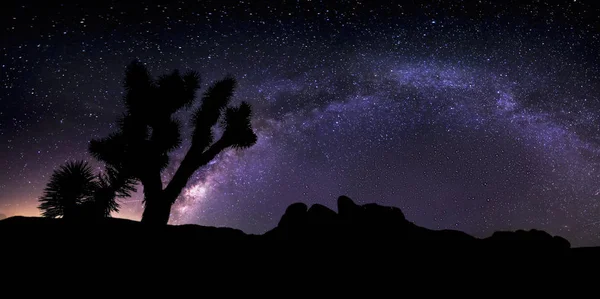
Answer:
1;196;597;264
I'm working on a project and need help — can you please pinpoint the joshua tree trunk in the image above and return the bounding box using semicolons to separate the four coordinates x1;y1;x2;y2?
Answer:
140;172;168;225
141;196;172;225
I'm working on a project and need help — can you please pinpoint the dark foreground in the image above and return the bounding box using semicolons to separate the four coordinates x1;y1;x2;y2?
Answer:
2;196;599;271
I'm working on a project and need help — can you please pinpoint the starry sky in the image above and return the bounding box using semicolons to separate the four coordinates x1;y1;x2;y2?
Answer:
1;0;600;246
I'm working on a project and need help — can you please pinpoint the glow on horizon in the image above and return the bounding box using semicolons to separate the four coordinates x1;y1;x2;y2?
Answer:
1;198;40;218
2;197;143;221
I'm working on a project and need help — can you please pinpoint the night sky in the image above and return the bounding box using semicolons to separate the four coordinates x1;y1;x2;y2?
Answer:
1;0;600;246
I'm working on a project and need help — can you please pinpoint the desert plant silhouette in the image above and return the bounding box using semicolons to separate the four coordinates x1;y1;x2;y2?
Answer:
38;160;96;219
39;161;135;219
82;165;137;219
88;60;257;225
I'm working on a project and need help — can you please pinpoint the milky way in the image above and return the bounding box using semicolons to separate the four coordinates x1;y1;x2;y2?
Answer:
1;1;599;246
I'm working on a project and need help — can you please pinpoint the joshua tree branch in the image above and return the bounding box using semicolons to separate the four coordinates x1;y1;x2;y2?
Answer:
162;137;230;205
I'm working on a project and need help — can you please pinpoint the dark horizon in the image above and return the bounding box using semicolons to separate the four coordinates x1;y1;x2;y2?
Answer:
1;0;600;246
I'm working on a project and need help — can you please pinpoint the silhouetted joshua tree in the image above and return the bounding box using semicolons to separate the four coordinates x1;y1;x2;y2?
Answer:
88;61;257;225
38;160;96;219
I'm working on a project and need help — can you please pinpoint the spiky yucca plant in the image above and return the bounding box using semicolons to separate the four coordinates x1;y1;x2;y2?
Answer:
39;160;137;219
38;161;96;219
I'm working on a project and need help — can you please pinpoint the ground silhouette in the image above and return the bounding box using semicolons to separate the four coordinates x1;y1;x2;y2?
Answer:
1;196;585;255
2;197;589;292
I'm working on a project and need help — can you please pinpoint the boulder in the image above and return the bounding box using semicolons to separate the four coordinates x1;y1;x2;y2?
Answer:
484;229;570;251
275;202;308;238
307;204;338;227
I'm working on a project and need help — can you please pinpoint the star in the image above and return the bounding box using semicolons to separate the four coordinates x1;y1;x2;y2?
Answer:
0;1;599;246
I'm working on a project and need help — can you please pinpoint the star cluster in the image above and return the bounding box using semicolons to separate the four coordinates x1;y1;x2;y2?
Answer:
1;1;599;246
